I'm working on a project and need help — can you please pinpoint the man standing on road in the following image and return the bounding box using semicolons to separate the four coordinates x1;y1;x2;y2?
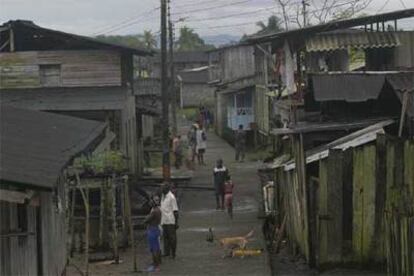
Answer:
234;124;246;162
160;183;179;259
213;159;228;210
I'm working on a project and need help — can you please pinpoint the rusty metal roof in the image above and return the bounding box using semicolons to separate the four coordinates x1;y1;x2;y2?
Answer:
306;31;400;52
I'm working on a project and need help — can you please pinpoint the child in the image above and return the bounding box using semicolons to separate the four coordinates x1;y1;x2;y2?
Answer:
223;175;234;219
144;195;162;272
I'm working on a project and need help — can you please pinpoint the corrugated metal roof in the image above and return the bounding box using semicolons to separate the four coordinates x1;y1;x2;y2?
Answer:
312;72;386;102
386;72;414;116
281;119;394;171
0;106;106;189
306;31;400;52
247;9;414;44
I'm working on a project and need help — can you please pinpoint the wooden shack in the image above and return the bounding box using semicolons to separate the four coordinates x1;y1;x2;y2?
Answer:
208;44;264;144
0;106;107;275
267;121;414;274
0;20;153;175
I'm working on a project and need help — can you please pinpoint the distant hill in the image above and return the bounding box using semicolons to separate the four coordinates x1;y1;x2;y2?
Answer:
202;34;241;47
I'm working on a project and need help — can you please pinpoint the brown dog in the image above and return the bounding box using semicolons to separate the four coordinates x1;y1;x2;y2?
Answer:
219;230;254;258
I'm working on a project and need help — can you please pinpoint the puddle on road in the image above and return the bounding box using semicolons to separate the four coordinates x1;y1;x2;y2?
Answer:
180;226;227;233
186;198;257;214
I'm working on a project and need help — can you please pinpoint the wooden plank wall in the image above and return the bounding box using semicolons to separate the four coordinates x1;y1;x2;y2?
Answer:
221;46;255;84
317;150;343;265
254;85;270;134
0;201;38;275
39;186;67;276
0;50;121;89
352;145;377;262
393;32;414;69
384;137;414;276
120;92;139;175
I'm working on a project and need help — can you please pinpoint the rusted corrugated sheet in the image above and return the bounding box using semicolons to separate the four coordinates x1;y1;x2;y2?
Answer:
312;72;386;102
306;31;400;52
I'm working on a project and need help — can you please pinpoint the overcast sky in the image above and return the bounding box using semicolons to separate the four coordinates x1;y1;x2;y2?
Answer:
1;0;413;39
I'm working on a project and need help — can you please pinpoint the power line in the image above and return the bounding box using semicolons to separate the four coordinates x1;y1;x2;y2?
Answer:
184;6;277;22
91;7;159;36
173;0;225;9
398;0;407;9
377;0;391;14
172;0;252;15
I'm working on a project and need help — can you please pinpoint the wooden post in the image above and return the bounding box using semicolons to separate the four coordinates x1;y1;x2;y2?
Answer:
69;188;76;257
124;177;137;272
9;27;14;52
120;183;126;245
398;91;410;137
99;185;104;248
110;176;119;263
75;171;89;275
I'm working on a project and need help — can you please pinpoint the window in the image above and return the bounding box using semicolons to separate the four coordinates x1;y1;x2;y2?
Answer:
17;204;28;232
39;64;61;87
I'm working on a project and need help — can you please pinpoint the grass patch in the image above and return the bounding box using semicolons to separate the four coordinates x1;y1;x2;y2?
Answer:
246;146;273;162
178;107;198;122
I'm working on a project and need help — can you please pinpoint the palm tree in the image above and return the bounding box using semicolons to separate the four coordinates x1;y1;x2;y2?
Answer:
142;30;157;50
256;15;284;35
176;26;213;51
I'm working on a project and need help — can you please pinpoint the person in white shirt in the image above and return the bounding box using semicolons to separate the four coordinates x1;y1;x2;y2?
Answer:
160;183;179;259
195;126;207;165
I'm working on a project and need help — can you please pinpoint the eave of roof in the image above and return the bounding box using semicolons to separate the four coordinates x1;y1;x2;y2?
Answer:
2;20;154;56
247;9;414;44
270;119;394;171
0;106;107;190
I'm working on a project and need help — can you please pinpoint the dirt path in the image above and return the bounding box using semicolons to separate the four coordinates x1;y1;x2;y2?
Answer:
154;129;270;275
67;129;271;275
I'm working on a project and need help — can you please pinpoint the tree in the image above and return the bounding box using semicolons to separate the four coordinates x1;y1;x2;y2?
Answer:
256;15;284;35
95;30;156;50
271;0;374;29
175;26;215;51
95;34;146;49
142;30;157;50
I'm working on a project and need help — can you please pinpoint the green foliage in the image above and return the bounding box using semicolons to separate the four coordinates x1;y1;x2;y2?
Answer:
95;30;157;50
256;15;284;34
178;107;198;122
73;150;127;174
176;26;215;51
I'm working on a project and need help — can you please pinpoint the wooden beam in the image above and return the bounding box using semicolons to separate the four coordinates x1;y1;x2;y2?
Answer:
0;26;10;32
398;91;410;137
9;27;15;52
0;39;10;51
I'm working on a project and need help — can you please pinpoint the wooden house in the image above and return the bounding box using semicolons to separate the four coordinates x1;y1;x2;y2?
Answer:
252;9;414;274
0;20;153;175
0;106;108;275
208;44;257;143
152;51;215;108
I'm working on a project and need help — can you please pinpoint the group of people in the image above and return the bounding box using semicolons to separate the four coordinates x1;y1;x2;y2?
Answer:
144;183;179;272
198;106;213;131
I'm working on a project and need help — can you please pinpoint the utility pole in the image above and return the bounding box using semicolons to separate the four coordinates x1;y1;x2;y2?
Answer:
160;0;171;180
302;0;309;27
168;0;178;136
